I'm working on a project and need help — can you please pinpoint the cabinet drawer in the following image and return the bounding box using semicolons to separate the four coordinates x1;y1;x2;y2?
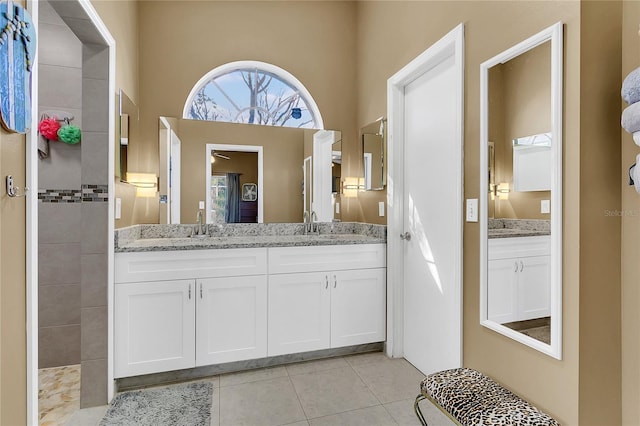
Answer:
115;248;268;283
488;236;550;260
268;244;386;274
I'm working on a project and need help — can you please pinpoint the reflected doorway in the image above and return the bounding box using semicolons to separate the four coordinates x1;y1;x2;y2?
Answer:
205;144;264;223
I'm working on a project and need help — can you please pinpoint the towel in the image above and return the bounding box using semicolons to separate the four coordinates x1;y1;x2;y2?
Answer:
633;132;640;147
622;67;640;104
622;102;640;134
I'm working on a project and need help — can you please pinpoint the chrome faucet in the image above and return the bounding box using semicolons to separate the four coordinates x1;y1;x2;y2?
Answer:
303;210;311;234
194;210;207;237
310;211;319;234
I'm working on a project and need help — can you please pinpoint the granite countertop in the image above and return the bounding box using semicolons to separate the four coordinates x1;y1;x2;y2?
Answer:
488;218;551;239
115;223;387;253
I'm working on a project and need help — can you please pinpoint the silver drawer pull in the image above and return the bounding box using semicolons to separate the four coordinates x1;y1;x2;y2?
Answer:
400;232;411;241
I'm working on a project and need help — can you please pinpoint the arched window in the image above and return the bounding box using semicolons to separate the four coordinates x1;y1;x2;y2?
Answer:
183;61;323;129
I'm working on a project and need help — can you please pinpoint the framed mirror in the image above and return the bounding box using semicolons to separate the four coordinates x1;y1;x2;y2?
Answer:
479;22;563;359
361;117;386;190
117;89;138;182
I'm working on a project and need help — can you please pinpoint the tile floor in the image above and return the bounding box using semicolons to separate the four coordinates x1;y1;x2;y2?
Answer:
39;365;81;426
64;352;455;426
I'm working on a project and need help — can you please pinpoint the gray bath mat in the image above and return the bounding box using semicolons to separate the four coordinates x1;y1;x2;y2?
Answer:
100;382;213;426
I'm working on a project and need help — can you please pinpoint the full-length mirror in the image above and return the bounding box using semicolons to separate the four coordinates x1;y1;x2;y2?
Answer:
480;22;563;359
158;118;343;224
361;118;386;191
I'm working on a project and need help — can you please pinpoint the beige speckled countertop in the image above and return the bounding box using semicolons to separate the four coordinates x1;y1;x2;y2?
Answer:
488;218;551;239
115;223;387;253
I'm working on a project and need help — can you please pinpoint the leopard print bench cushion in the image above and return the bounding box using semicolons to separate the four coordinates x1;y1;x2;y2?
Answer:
421;368;560;426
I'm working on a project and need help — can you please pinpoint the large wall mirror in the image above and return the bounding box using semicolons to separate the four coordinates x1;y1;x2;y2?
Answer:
157;118;344;224
480;22;563;359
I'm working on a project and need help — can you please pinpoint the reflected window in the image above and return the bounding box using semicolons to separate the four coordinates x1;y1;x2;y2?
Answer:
210;175;227;223
184;61;323;129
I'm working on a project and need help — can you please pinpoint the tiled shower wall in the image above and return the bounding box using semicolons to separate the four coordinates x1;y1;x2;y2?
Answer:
38;0;110;408
38;5;83;370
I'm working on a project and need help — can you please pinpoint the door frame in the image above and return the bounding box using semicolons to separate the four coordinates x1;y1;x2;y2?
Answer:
386;24;464;359
26;0;116;422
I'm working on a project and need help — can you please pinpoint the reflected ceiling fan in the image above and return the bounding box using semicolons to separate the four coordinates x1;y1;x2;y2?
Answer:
210;151;231;163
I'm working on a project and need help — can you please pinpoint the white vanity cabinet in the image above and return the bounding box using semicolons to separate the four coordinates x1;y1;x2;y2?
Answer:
114;243;386;378
196;276;267;366
114;279;196;378
267;244;386;356
114;248;268;378
487;236;551;324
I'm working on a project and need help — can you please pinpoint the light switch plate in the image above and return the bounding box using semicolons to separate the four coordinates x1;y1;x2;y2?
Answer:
466;199;478;222
199;200;205;210
378;202;385;217
541;199;550;214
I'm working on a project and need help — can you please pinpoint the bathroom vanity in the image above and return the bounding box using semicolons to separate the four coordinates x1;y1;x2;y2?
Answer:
113;223;386;379
487;235;550;324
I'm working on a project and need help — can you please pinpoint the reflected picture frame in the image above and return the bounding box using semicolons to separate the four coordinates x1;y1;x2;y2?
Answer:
242;183;258;201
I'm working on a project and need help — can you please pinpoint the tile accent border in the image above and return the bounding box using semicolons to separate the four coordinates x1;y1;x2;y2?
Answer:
39;185;108;203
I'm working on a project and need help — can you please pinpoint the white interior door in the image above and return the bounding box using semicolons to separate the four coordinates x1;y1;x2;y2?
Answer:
388;24;463;376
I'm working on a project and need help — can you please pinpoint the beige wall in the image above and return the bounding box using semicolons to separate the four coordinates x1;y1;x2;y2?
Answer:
621;2;640;424
578;3;622;424
0;97;27;426
135;1;358;223
356;1;583;423
491;42;552;220
177;119;304;223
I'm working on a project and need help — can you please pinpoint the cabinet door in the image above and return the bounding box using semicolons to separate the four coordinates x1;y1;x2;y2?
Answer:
331;268;386;348
518;255;551;321
115;280;195;378
268;272;330;356
196;276;267;366
487;259;518;324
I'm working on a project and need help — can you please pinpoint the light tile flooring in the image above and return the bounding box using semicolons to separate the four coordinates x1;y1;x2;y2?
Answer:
39;365;81;426
63;352;454;426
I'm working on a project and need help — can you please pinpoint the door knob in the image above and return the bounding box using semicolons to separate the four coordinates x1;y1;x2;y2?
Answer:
400;232;411;241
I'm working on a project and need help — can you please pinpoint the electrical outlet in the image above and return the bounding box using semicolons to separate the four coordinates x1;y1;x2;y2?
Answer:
466;199;478;222
541;199;550;214
199;200;205;210
115;198;122;219
335;202;340;214
378;202;385;217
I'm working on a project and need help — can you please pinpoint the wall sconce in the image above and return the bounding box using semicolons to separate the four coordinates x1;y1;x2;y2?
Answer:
342;177;364;198
126;172;157;198
493;182;510;200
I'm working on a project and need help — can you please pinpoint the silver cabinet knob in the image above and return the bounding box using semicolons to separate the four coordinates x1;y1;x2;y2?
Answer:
400;232;411;241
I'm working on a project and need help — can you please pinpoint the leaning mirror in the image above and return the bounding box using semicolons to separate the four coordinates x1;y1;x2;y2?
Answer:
361;118;386;190
480;22;563;359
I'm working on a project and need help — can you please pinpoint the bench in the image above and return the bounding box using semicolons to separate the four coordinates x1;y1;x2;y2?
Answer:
414;368;560;426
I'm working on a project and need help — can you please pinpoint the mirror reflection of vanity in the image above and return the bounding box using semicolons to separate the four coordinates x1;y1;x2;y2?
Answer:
480;23;563;359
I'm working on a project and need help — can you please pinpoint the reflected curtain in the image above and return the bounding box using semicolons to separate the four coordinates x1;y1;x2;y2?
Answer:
225;173;241;223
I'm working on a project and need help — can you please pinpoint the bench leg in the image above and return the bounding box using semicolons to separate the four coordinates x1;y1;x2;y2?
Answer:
414;394;429;426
